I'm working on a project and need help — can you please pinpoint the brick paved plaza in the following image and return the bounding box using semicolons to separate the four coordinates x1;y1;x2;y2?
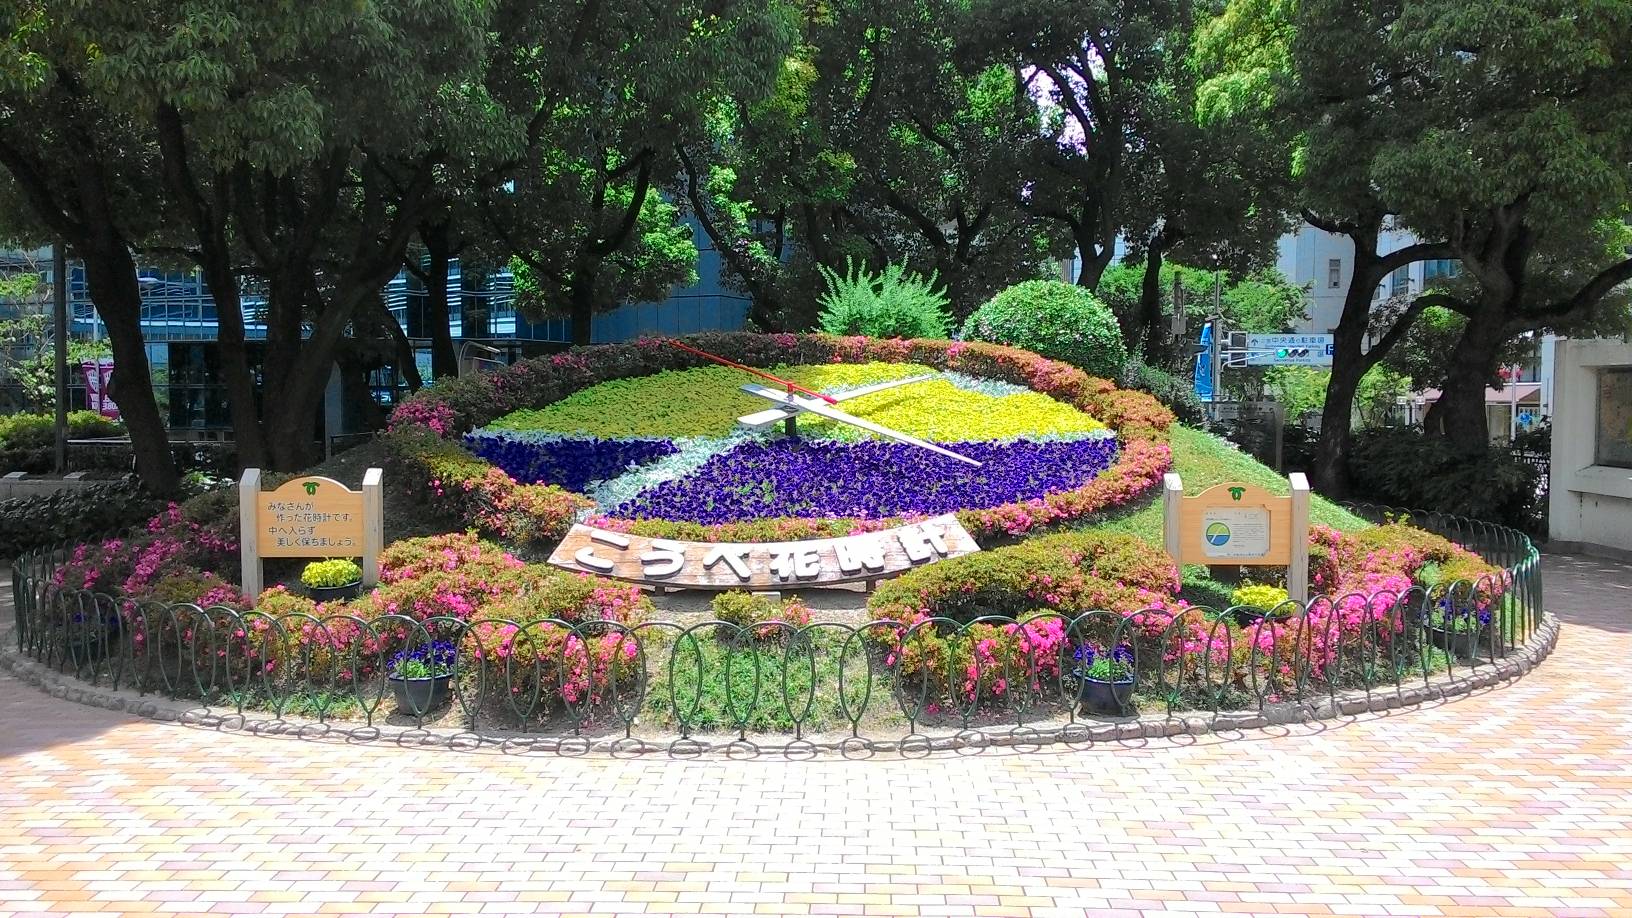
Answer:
0;553;1628;918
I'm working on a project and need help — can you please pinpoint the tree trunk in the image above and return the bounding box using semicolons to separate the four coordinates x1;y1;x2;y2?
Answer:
1423;304;1507;453
1074;221;1113;289
196;258;266;469
569;276;595;346
1313;341;1368;496
259;280;341;471
1312;246;1387;497
420;223;459;380
1137;242;1168;364
81;244;180;495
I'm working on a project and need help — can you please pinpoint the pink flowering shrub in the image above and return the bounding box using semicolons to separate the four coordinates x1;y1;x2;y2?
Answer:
53;503;238;602
387;427;589;549
868;517;1508;708
463;577;652;711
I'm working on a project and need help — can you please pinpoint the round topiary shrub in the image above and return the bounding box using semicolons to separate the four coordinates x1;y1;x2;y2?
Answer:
961;280;1128;378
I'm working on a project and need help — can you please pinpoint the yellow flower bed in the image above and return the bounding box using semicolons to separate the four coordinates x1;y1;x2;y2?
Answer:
485;362;1106;441
800;378;1105;441
489;363;938;438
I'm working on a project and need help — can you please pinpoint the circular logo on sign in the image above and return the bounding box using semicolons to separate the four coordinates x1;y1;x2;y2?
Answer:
1205;522;1232;546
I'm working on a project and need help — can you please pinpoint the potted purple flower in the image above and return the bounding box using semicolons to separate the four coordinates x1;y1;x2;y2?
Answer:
1072;644;1135;716
386;640;458;714
1424;598;1492;660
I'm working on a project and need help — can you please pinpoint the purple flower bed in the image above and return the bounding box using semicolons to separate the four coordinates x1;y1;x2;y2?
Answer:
465;433;678;492
612;437;1119;524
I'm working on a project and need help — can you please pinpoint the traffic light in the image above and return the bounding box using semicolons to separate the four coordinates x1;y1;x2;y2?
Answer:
1276;347;1312;360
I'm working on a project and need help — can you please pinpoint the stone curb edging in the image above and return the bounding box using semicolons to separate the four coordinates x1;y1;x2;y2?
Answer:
0;613;1560;758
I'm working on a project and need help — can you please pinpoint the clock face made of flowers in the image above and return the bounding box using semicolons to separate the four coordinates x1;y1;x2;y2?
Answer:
464;342;1123;548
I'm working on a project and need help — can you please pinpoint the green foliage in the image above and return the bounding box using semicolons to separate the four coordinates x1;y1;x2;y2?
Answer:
301;559;362;589
1347;427;1542;529
0;483;165;560
1264;366;1328;420
508;188;700;318
1118;359;1205;426
962;280;1128;378
1230;583;1290;611
815;260;952;339
1355;366;1411;429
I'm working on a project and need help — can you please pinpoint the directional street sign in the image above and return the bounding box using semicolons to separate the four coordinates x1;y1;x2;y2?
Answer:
1241;333;1335;367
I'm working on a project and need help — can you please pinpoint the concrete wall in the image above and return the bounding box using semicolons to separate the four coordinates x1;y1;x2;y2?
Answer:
1549;338;1632;560
0;473;131;501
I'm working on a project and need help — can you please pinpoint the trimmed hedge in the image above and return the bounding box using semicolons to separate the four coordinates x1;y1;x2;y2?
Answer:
1119;359;1205;426
961;281;1128;378
0;482;166;561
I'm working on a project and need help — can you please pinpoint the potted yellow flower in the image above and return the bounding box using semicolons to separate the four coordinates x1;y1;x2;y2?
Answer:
300;558;363;602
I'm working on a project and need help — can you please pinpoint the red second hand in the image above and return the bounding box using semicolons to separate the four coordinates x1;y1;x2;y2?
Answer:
666;339;839;404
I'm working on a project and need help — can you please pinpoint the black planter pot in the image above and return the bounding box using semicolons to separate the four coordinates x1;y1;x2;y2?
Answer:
1227;607;1295;628
389;673;452;715
1073;668;1135;717
1427;624;1487;660
63;617;121;664
306;580;363;603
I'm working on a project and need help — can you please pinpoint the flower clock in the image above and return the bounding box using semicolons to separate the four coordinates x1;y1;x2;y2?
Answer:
426;334;1178;545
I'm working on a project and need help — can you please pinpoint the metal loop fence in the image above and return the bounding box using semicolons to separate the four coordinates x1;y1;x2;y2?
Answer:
8;507;1543;751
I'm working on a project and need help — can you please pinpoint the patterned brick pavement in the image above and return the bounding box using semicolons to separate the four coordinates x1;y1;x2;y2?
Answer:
1;552;1629;918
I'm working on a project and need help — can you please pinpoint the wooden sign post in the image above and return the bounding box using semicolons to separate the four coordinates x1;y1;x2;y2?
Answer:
1163;472;1311;600
239;468;383;600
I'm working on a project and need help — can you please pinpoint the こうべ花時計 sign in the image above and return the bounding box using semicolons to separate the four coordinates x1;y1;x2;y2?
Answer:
239;469;383;599
547;514;980;589
1163;473;1311;600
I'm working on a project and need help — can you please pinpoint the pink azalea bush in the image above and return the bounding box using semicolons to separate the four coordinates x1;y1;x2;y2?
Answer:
868;521;1507;706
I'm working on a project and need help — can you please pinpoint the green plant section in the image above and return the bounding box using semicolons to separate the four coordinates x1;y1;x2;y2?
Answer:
485;362;1103;441
642;629;873;733
301;558;362;588
0;410;124;450
961;280;1128;378
1097;425;1368;543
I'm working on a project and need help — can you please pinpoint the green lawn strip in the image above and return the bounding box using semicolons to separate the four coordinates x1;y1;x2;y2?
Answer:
639;629;896;734
1098;425;1368;549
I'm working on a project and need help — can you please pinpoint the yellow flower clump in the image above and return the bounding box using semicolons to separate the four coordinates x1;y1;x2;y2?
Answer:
799;378;1105;442
1230;583;1291;611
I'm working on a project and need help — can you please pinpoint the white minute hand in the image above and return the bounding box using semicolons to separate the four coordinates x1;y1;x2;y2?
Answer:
780;392;983;467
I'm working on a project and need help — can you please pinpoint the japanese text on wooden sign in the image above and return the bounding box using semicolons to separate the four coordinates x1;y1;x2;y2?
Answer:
1163;474;1311;600
239;469;383;599
547;514;980;589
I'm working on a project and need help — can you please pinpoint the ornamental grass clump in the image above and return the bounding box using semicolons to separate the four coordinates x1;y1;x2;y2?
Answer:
816;259;952;340
301;559;362;589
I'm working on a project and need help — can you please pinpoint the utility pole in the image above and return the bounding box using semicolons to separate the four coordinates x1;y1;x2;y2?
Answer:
52;242;68;474
1209;259;1223;421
